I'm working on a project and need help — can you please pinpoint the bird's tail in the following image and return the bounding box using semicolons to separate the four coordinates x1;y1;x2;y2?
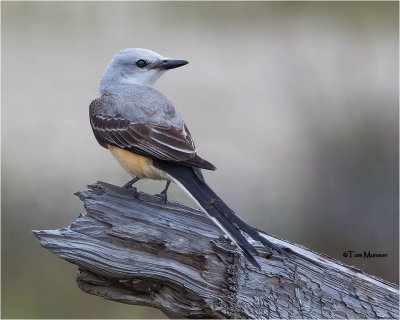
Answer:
154;161;286;269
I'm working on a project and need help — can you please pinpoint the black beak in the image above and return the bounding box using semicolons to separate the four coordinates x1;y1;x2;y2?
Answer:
156;59;188;70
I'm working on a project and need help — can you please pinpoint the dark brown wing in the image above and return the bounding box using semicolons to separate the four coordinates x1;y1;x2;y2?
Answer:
89;98;216;171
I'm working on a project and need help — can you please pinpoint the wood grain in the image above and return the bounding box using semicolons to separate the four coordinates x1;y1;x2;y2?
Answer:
33;182;399;319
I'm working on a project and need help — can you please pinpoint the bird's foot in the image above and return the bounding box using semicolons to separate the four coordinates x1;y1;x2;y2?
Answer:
123;185;138;199
122;177;140;189
154;191;168;205
129;186;139;199
122;177;140;199
154;181;170;205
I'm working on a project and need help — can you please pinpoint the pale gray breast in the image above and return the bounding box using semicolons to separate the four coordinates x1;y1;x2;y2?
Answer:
105;84;184;129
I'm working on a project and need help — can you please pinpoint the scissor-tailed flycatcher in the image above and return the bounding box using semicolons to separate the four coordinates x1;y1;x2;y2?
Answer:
89;48;287;269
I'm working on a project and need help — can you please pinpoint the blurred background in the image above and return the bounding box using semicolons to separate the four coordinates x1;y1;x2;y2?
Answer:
2;1;398;318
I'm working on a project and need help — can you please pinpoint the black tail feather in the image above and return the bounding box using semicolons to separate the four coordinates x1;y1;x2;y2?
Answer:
213;199;290;257
154;161;286;269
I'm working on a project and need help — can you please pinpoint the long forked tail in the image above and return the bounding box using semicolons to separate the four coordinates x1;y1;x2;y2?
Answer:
154;161;287;270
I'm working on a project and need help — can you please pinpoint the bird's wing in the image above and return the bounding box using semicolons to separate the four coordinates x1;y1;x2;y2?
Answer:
89;95;216;171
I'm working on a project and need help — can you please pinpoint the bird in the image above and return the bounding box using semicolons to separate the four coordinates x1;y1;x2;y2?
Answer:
89;48;288;269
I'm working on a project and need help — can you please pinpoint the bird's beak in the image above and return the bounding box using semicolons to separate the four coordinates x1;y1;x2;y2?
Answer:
156;59;188;70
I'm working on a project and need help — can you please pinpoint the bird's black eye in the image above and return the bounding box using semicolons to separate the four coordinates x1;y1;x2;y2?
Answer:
136;59;148;68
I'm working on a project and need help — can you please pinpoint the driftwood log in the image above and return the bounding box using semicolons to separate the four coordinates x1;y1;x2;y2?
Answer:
33;181;399;319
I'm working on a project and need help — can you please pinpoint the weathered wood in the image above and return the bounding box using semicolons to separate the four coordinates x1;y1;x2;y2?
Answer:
33;181;399;319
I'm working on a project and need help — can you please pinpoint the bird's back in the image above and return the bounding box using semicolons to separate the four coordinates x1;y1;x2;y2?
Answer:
94;84;184;129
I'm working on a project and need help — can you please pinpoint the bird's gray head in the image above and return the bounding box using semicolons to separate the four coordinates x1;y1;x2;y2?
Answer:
98;48;188;94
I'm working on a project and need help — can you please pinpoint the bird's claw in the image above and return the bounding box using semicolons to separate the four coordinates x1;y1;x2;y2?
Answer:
122;177;140;189
123;184;138;199
123;182;133;189
122;177;140;199
133;187;139;199
154;181;170;205
154;191;167;205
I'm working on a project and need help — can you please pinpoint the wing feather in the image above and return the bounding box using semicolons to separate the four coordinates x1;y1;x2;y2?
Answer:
89;96;216;170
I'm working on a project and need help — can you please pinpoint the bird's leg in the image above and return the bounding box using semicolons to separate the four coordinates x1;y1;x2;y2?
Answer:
122;177;140;189
122;177;141;198
155;181;171;205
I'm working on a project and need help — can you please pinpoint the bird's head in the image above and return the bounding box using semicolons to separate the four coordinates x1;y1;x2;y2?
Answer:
98;48;188;94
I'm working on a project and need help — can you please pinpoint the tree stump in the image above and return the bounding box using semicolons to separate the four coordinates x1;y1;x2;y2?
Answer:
33;182;399;319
